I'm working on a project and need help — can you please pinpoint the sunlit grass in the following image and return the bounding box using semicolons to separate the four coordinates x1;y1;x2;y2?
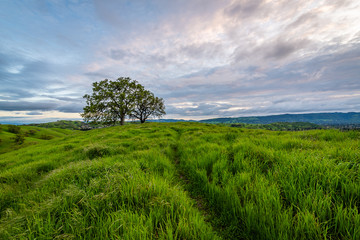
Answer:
177;124;360;239
0;122;359;239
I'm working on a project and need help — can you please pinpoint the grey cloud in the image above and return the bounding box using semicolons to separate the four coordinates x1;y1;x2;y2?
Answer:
233;37;312;65
108;48;171;66
93;0;159;30
167;102;233;116
108;41;224;67
0;100;84;114
0;52;54;92
84;71;110;80
93;0;230;48
42;95;83;102
265;39;310;60
0;49;88;113
168;92;360;118
0;52;23;71
225;0;265;19
109;49;134;60
161;82;274;105
56;103;84;113
0;97;84;114
282;45;360;91
180;67;221;79
0;101;57;111
286;12;318;30
0;88;35;100
44;87;72;94
1;0;359;121
160;43;360;118
326;0;354;9
179;42;224;59
26;111;43;115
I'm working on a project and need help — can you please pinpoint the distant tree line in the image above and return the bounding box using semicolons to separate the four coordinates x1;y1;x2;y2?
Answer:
82;77;165;125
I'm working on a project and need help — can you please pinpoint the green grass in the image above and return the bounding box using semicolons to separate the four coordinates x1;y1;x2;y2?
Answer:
0;125;74;154
0;122;359;239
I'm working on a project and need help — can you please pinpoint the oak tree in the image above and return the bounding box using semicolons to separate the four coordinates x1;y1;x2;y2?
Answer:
82;77;137;125
131;85;166;123
82;77;165;125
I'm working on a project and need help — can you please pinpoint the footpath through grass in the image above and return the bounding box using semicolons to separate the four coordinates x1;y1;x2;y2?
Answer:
177;124;360;239
0;122;359;239
0;123;220;239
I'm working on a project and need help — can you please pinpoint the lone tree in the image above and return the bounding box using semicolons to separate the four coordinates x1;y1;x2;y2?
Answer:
82;77;165;125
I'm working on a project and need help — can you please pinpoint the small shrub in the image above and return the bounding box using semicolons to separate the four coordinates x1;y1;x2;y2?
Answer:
63;144;75;151
27;129;37;136
35;162;55;173
40;134;54;140
13;133;25;145
225;132;237;142
84;145;111;159
8;125;21;134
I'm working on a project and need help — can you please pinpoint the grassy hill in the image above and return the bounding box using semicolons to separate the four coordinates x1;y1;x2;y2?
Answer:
0;124;75;154
27;120;96;130
0;122;359;239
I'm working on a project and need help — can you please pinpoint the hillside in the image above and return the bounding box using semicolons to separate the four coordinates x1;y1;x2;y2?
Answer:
0;124;75;154
0;123;359;239
199;112;360;125
27;120;95;130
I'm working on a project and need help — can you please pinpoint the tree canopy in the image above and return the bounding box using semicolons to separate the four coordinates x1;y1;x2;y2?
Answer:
82;77;165;125
131;85;166;123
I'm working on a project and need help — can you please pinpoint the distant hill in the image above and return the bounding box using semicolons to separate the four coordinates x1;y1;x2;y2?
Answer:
199;112;360;125
148;119;195;123
229;122;324;131
20;112;360;130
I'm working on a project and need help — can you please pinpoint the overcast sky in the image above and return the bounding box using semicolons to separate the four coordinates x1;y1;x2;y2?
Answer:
0;0;359;123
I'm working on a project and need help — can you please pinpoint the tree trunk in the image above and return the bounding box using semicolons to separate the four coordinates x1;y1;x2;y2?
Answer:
141;119;145;123
120;116;125;125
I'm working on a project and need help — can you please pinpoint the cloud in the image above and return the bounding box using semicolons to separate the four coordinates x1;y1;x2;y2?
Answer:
0;101;57;111
109;49;133;61
162;44;360;118
0;99;84;114
56;103;84;113
167;102;234;117
264;39;311;60
0;0;359;122
225;0;265;19
286;12;318;30
26;111;43;116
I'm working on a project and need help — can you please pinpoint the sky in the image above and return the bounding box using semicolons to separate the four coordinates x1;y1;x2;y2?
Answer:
0;0;359;123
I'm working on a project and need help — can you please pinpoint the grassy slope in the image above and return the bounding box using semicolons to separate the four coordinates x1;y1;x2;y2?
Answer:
0;123;219;239
0;125;74;154
0;122;359;239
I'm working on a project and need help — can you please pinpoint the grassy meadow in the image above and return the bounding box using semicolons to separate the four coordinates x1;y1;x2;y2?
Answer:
0;125;74;154
0;122;359;239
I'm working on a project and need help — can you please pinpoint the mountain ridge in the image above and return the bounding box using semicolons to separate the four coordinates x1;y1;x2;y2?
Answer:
196;112;360;125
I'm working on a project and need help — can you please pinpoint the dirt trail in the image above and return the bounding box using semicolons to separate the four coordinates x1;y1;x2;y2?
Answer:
169;128;222;237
